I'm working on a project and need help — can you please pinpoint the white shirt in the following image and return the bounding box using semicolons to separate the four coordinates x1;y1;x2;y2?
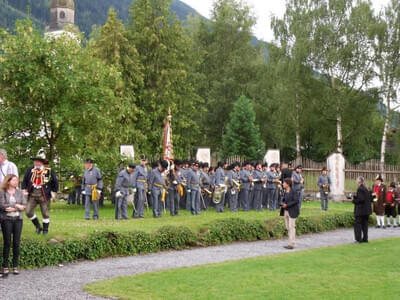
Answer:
0;160;19;184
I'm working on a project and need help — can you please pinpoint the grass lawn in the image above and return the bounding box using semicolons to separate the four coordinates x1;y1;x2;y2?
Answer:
85;237;400;300
17;201;352;241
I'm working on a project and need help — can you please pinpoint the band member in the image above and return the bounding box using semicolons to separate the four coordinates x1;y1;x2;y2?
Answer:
280;178;300;250
317;167;331;211
200;162;212;210
132;156;148;218
149;160;168;218
227;162;241;212
114;164;135;220
353;176;372;243
252;162;264;210
384;182;397;227
262;164;268;208
167;159;182;216
280;162;292;182
239;161;252;211
292;165;304;209
181;160;191;211
372;175;386;228
187;161;201;215
267;163;279;210
0;149;18;185
82;159;103;220
214;161;227;213
275;164;282;207
22;151;58;235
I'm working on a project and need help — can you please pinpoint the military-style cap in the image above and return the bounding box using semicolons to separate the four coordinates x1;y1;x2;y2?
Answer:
160;160;169;169
85;158;94;163
375;174;383;182
128;163;136;169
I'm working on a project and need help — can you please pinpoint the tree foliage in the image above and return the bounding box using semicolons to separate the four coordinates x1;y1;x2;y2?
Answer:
222;95;264;160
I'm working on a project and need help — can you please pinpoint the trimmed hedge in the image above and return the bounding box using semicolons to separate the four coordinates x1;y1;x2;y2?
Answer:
2;212;357;269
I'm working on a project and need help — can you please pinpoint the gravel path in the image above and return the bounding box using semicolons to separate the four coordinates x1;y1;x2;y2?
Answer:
1;227;400;300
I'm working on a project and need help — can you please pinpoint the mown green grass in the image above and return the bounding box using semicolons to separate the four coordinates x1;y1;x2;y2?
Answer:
18;201;352;241
85;237;400;300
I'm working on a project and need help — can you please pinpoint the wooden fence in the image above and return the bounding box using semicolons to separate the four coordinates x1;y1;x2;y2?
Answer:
222;156;400;193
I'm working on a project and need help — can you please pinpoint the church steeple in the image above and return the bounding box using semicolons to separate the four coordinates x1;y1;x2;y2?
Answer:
48;0;75;32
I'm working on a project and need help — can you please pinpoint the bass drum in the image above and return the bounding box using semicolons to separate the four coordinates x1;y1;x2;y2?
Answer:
213;186;224;204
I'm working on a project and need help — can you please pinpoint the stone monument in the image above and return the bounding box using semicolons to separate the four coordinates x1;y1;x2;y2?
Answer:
327;153;345;201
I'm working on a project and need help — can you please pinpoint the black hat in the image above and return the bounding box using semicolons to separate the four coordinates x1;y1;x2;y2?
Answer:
390;182;396;188
160;160;169;169
192;160;200;167
140;155;147;161
32;150;47;163
85;158;94;163
296;165;302;170
375;174;383;182
128;163;136;169
202;162;209;168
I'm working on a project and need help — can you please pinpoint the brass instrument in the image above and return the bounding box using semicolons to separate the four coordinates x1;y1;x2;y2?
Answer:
274;178;281;189
213;186;224;204
322;184;329;195
232;179;242;191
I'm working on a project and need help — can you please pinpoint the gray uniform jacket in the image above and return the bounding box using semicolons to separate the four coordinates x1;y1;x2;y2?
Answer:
187;169;201;191
267;170;277;189
133;165;148;190
317;175;331;191
253;169;264;191
149;168;165;192
215;167;225;186
292;172;303;191
200;170;212;188
228;170;240;188
82;167;103;193
240;169;251;190
114;169;134;194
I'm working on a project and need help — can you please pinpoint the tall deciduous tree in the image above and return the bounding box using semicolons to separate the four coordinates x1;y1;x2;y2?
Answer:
271;1;314;159
0;20;121;168
127;0;202;157
305;0;376;154
193;0;263;151
374;0;400;174
222;95;264;160
89;8;145;150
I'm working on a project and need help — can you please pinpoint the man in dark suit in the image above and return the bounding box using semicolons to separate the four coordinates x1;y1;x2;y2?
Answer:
280;178;300;249
353;176;372;243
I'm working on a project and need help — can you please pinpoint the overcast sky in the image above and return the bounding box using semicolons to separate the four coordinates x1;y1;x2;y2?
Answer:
181;0;391;42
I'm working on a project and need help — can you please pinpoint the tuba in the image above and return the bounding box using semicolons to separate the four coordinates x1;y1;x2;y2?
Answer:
213;186;223;204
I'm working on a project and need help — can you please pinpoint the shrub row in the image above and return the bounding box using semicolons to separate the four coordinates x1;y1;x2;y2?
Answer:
2;212;356;269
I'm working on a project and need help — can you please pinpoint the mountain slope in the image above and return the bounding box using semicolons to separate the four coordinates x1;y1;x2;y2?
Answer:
0;0;201;36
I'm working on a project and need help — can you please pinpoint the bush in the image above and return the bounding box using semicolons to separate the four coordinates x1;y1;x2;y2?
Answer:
1;212;355;269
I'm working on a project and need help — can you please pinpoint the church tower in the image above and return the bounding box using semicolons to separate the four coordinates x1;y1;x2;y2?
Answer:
48;0;75;32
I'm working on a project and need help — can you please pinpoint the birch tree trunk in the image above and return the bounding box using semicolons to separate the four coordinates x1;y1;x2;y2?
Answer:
330;75;343;154
295;91;301;159
380;87;392;179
